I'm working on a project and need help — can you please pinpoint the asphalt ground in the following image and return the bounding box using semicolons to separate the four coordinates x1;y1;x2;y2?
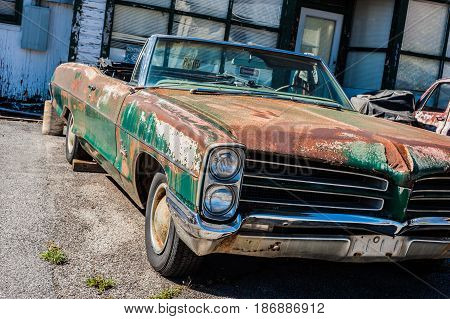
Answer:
0;119;448;299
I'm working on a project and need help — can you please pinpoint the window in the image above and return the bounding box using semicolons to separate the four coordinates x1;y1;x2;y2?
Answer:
0;0;22;25
344;0;395;94
232;0;283;28
172;15;225;40
423;83;450;113
395;0;450;93
349;0;394;48
396;55;440;92
402;0;448;56
107;0;283;63
175;0;229;18
229;25;278;47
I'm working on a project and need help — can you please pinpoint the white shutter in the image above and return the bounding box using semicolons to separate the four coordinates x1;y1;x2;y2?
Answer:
229;25;278;47
402;0;448;56
126;0;171;8
232;0;283;28
171;15;225;40
350;0;395;48
175;0;229;18
343;52;386;90
111;5;169;49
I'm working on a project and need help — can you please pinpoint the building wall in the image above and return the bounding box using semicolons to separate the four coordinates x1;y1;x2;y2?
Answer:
0;1;73;100
343;0;450;98
70;0;107;64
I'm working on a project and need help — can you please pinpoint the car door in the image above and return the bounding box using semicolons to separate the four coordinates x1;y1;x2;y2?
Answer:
415;81;450;135
83;69;132;181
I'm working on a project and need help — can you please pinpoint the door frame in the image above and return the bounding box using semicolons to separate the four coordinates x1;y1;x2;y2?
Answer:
295;8;344;72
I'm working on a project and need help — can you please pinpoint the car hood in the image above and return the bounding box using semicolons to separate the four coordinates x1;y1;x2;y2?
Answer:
150;88;450;183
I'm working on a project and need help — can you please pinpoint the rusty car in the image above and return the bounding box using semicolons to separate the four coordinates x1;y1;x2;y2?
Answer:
49;35;450;277
415;78;450;136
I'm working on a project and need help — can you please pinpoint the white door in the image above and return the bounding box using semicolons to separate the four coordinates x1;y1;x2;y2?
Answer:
295;8;344;73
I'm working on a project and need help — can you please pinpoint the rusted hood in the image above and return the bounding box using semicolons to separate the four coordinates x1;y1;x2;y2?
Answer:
150;88;450;182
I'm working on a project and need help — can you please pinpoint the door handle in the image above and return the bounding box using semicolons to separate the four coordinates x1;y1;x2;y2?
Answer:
88;84;96;91
436;116;445;121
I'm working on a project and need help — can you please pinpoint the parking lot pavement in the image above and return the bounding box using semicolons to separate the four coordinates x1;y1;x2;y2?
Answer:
0;118;449;299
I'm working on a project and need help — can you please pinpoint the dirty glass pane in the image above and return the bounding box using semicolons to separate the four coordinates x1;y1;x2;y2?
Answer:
447;34;450;58
0;0;15;16
171;15;225;40
110;5;169;61
112;5;169;41
350;0;394;48
443;62;450;78
402;0;448;56
126;0;171;8
396;55;439;91
232;0;283;28
343;52;386;90
175;0;229;18
300;16;335;64
229;25;278;47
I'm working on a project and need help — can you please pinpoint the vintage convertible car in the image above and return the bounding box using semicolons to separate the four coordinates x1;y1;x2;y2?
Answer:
49;35;450;277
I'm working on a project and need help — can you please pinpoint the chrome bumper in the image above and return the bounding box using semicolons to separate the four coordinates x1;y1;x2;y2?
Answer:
167;191;450;261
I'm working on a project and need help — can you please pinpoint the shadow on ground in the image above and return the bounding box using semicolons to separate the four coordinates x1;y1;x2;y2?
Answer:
183;255;449;299
104;174;449;299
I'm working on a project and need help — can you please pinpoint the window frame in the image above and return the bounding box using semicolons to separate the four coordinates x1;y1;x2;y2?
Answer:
385;0;449;90
101;0;286;60
0;0;23;25
395;0;450;91
341;0;450;92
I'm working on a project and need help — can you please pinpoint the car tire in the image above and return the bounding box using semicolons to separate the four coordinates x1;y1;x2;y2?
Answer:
145;173;202;277
65;112;91;164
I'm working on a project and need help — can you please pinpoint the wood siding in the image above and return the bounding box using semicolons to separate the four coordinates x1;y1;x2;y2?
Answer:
0;2;72;100
70;0;107;63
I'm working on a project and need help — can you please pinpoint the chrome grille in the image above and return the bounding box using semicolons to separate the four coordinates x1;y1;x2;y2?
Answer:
407;175;450;218
239;151;389;213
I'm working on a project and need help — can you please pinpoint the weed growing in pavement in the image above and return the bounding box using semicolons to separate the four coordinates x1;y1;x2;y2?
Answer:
149;286;183;299
39;243;67;265
86;275;116;294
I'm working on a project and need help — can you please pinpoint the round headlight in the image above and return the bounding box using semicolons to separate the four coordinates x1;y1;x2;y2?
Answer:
204;185;234;215
210;149;240;180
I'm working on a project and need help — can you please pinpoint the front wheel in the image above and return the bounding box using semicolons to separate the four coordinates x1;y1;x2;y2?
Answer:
145;173;202;277
65;112;91;164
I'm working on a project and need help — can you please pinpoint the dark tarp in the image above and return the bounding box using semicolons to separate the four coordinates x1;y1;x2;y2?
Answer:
351;90;416;124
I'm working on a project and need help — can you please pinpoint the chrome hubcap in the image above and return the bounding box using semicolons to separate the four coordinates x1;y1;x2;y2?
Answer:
67;116;75;154
150;183;171;255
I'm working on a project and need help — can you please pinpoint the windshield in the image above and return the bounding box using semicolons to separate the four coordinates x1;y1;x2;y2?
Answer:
146;38;353;110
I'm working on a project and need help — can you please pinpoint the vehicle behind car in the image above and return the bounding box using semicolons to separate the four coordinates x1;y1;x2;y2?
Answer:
353;79;450;136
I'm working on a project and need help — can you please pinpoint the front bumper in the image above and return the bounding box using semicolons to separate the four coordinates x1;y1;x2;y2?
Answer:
167;191;450;261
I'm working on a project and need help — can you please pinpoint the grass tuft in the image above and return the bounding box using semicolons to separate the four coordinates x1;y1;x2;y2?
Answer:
39;243;67;265
149;286;183;299
86;275;116;294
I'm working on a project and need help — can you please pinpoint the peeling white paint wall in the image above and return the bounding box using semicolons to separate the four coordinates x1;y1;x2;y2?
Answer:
73;0;107;64
0;1;73;100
